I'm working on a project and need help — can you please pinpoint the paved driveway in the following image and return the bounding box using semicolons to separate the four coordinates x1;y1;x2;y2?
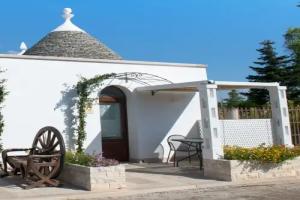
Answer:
94;179;300;200
0;163;300;200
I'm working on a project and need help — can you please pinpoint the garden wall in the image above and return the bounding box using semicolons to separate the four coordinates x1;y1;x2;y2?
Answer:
59;163;126;191
204;157;300;181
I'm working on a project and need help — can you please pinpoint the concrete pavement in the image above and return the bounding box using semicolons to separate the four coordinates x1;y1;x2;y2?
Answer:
0;163;299;200
93;178;300;200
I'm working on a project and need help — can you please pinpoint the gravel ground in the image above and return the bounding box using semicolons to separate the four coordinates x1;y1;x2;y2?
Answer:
92;179;300;200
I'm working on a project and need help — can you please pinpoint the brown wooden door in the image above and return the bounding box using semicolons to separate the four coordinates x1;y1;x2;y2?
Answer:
100;86;129;161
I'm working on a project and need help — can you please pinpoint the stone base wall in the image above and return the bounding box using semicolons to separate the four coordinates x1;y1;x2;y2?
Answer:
59;163;126;191
204;157;300;182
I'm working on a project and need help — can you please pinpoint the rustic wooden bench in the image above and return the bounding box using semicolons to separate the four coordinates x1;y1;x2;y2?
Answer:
1;126;65;189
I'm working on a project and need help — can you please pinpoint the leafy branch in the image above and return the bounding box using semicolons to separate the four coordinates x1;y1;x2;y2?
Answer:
75;73;115;153
0;70;8;152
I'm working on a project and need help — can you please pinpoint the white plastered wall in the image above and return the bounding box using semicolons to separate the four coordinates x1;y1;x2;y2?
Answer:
133;91;202;161
0;55;207;161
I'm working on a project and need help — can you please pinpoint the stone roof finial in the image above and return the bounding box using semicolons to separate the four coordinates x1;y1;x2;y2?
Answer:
51;8;85;33
20;42;28;51
18;42;28;55
63;8;74;21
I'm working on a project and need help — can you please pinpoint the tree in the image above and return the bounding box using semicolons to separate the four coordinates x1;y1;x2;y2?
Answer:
284;28;300;103
245;40;290;106
223;90;245;108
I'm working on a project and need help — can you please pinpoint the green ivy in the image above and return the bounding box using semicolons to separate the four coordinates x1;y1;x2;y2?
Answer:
0;71;8;152
75;73;115;153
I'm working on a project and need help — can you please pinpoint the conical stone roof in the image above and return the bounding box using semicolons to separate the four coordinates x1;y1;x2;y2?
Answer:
24;8;121;60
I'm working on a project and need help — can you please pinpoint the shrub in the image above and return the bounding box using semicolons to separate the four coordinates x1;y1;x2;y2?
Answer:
91;153;119;167
224;145;300;163
65;151;94;166
0;71;8;152
65;151;119;167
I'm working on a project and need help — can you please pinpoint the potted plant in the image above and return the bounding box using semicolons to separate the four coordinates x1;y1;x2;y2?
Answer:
60;152;126;191
204;145;300;181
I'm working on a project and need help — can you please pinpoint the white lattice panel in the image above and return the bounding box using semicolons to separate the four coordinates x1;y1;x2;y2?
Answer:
219;119;273;147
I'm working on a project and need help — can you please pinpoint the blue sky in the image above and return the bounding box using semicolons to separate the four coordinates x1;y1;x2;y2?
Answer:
0;0;299;81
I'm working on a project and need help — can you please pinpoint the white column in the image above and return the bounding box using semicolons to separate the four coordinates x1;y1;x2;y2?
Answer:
198;83;223;160
268;86;293;146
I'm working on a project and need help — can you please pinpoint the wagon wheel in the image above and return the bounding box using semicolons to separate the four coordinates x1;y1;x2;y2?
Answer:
31;126;65;178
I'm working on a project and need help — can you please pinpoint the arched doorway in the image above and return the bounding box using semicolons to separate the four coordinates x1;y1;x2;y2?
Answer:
99;86;129;161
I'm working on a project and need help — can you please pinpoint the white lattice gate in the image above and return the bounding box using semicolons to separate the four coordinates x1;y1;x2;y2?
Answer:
219;119;273;147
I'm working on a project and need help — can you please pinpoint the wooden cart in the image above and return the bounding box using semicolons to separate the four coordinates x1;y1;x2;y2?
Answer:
1;126;65;189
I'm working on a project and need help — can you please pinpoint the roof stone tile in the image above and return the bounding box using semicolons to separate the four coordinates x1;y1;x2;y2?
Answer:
24;31;121;60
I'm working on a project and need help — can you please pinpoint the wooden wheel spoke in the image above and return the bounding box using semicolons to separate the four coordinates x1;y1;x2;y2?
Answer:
42;133;46;144
47;142;59;152
36;146;42;151
46;131;52;147
38;138;47;149
35;146;44;153
48;134;57;148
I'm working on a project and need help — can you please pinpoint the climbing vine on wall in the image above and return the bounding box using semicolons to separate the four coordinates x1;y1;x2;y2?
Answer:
75;73;115;153
74;72;172;153
0;70;8;152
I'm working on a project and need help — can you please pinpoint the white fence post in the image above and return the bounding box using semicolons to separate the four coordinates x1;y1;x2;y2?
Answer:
198;83;223;160
268;86;293;146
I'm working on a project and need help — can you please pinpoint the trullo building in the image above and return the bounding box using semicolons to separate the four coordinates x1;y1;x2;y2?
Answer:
0;8;292;164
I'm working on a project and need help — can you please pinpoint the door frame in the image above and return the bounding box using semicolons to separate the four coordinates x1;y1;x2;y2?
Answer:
99;86;129;161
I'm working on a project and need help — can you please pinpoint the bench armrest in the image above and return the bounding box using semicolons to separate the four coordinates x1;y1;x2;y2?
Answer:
2;148;33;154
